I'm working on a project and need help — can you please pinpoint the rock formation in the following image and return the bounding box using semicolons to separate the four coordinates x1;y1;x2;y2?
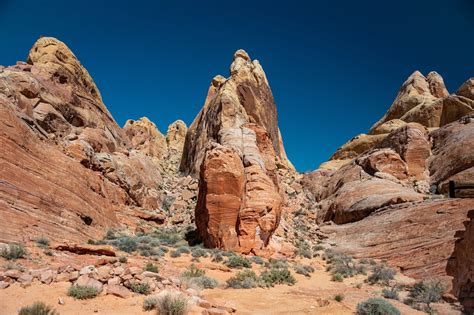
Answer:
0;37;191;243
182;50;292;253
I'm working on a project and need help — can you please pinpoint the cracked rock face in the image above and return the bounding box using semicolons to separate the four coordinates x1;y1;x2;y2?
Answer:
183;50;291;253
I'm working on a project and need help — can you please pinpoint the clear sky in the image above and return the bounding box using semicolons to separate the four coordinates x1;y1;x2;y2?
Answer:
1;1;473;171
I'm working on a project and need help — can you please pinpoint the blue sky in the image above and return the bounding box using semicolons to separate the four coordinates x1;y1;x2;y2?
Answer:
1;1;473;171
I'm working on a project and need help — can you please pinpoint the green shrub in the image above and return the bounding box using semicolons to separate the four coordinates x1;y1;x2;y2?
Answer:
143;296;158;311
313;244;325;252
225;256;251;269
383;285;400;300
356;298;400;315
211;252;223;263
35;236;50;248
176;246;190;254
105;229;117;240
332;273;343;282
220;251;236;257
188;276;218;289
113;237;138;253
226;269;259;289
368;265;396;285
156;293;189;315
191;247;208;258
0;244;26;260
294;264;315;277
295;240;312;258
43;250;53;256
334;294;344;302
144;262;158;273
181;264;205;278
152;227;183;245
130;282;151;295
68;285;99;299
409;280;444;309
18;302;58;315
118;256;127;263
170;250;181;258
265;258;288;269
87;239;96;245
250;256;264;265
259;267;296;287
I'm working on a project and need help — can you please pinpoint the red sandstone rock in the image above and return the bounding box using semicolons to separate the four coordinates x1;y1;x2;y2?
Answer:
52;243;116;256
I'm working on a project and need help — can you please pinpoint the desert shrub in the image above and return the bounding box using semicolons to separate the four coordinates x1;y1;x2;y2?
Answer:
409;280;445;310
181;264;205;278
295;239;312;258
368;265;396;285
113;237;138;253
250;256;265;265
313;244;325;252
170;250;181;258
35;236;50;248
87;239;96;245
130;282;151;295
211;252;223;263
294;264;315;277
144;262;158;273
176;246;190;254
188;276;219;289
220;251;236;257
191;247;208;258
18;302;58;315
43;250;53;256
154;227;183;245
156;293;189;315
105;229;117;240
118;256;127;263
332;273;343;282
143;296;158;311
265;258;289;269
0;244;26;260
68;285;99;299
259;267;296;287
383;285;400;300
356;298;400;315
225;255;251;269
226;269;259;289
334;294;344;302
324;249;364;278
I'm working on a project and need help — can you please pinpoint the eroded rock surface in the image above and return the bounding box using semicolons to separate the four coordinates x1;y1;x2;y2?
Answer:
184;50;290;253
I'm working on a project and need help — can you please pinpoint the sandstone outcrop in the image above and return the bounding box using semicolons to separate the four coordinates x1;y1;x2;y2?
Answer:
448;209;474;313
185;50;290;253
0;37;188;243
321;199;474;288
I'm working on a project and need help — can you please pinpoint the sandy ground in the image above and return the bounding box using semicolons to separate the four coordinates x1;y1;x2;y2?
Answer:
0;254;425;315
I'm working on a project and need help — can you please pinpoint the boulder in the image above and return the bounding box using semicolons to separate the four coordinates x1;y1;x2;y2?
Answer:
52;243;116;256
106;284;131;298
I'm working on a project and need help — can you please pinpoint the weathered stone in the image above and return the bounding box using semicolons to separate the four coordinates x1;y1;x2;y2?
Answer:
40;270;55;284
106;284;131;298
52;243;116;256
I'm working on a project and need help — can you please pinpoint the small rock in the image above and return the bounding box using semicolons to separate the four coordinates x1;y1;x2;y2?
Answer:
107;276;121;286
161;279;171;285
0;281;10;289
106;285;131;298
69;271;79;281
142;271;162;280
58;297;65;305
113;266;124;276
18;273;33;285
4;269;22;279
197;299;212;308
40;270;55;284
128;267;142;275
80;265;97;275
203;308;228;315
55;272;71;282
97;266;112;280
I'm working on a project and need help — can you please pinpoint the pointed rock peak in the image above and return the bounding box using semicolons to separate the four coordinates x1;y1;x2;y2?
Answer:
456;78;474;100
27;36;102;102
427;71;449;98
211;75;226;87
167;120;187;134
124;117;164;137
166;120;187;151
233;49;250;61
